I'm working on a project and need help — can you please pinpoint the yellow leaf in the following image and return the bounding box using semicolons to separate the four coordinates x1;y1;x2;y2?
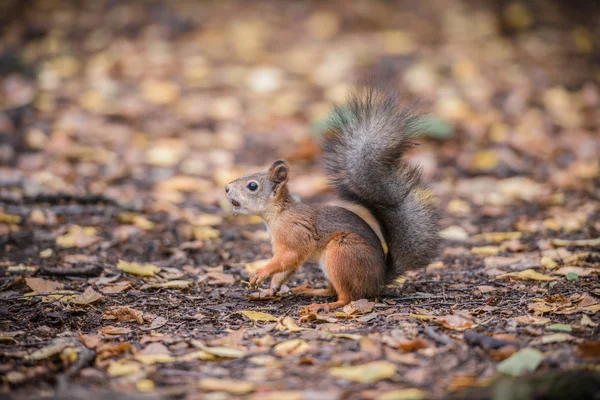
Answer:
277;316;304;332
472;232;522;243
376;388;427;400
552;238;600;248
191;340;246;359
497;269;557;281
56;226;99;248
330;360;397;384
0;212;22;224
240;310;278;322
134;353;175;365
581;315;597;328
198;378;255;395
117;213;154;231
273;339;310;356
25;277;64;293
107;360;142;377
193;226;220;241
540;256;558;269
178;350;216;362
471;246;500;256
136;379;155;392
117;260;161;277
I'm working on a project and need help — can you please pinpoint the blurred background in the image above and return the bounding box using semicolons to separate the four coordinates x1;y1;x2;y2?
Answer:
0;0;598;223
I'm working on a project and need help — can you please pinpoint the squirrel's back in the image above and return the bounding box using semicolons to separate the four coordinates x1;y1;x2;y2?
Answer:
321;87;440;282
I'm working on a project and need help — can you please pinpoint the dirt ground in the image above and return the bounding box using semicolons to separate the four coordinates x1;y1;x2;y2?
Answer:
1;1;599;399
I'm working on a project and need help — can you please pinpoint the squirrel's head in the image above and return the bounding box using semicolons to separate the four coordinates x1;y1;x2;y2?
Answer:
225;159;289;216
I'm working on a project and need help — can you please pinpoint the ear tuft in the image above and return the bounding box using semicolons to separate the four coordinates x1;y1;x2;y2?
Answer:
268;159;288;183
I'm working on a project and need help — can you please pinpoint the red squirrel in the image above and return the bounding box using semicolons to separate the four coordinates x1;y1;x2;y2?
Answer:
226;87;440;313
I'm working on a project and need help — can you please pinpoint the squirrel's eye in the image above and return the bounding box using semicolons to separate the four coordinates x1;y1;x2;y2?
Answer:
247;181;258;191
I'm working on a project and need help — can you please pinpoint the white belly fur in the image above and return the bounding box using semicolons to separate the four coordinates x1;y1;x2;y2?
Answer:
309;250;329;281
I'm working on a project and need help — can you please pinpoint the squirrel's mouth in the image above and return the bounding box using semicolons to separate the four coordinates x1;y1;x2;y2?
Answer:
231;199;241;207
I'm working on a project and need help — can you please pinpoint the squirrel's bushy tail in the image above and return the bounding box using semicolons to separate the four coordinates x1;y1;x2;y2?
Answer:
322;87;440;283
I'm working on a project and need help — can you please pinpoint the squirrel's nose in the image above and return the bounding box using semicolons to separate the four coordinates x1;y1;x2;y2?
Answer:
225;184;230;193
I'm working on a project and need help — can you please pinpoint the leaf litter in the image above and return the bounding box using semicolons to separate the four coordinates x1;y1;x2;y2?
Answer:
1;0;599;399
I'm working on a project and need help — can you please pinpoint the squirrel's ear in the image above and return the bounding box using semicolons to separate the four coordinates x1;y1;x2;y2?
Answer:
268;159;288;184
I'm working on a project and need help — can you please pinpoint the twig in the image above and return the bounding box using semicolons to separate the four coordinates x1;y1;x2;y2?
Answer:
463;330;519;350
3;292;78;301
41;264;103;277
424;326;457;348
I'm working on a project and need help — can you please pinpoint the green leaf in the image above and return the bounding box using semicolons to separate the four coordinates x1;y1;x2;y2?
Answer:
416;115;454;139
497;348;544;377
546;323;572;332
566;272;579;281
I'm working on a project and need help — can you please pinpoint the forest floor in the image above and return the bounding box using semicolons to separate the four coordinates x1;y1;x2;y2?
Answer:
1;1;599;399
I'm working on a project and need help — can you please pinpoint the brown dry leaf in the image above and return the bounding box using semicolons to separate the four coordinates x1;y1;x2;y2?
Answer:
79;333;102;349
398;337;429;352
142;280;193;290
330;360;397;384
438;315;474;331
96;342;134;361
135;342;174;364
578;341;600;358
25;277;64;293
117;260;161;277
56;226;100;248
206;271;235;285
376;388;427;400
342;299;375;315
104;306;144;324
488;345;519;361
497;269;556;281
70;287;104;305
100;326;133;336
146;316;168;330
100;283;132;294
513;315;551;325
198;378;255;395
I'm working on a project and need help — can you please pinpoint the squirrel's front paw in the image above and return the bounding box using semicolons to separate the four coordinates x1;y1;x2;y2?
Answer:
249;267;271;289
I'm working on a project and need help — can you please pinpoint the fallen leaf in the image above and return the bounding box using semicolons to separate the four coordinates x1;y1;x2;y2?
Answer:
439;226;469;241
376;388;427;400
497;348;544;376
104;306;144;324
193;226;220;241
26;342;71;361
0;212;22;224
330;360;397;384
206;271;235;285
472;232;522;243
342;299;375;315
277;316;304;332
100;326;132;336
541;333;573;344
191;340;246;358
546;324;572;332
513;315;550;325
438;314;474;330
56;226;100;248
240;310;278;322
142;280;193;290
554;266;595;277
146;316;168;330
471;246;500;256
25;277;64;293
581;315;597;327
273;339;310;356
70;287;104;305
117;260;161;277
552;238;600;247
136;379;155;392
497;269;556;281
398;337;428;352
79;334;102;349
578;341;600;358
106;359;142;377
198;378;255;395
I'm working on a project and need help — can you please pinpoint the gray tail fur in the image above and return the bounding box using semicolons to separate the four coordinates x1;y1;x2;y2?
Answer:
321;87;440;283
